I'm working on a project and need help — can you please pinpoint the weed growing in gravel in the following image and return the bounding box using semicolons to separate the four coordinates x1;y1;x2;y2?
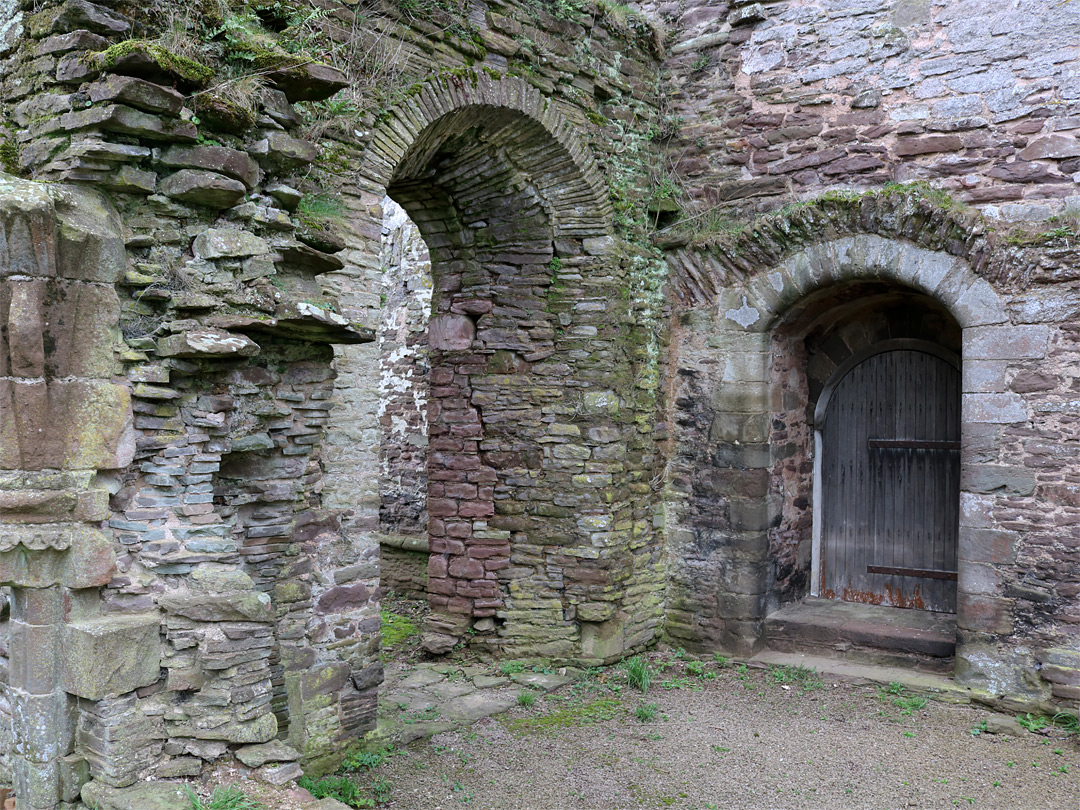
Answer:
766;664;824;692
1018;713;1049;732
661;674;702;691
686;660;709;678
185;786;264;810
401;706;440;724
622;655;652;694
518;691;537;708
635;702;659;721
297;775;371;808
1052;709;1079;733
876;683;928;719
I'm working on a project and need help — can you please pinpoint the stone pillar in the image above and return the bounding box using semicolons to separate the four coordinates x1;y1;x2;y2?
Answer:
8;587;72;810
0;177;130;807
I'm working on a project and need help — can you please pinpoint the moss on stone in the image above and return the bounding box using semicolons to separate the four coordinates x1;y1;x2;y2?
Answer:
381;609;419;648
194;91;257;134
0;138;17;175
99;40;214;88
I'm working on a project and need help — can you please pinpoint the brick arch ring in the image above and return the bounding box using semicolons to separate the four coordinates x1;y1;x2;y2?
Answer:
356;73;614;240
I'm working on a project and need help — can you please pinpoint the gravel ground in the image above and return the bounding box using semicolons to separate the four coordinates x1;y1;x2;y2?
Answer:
366;657;1079;810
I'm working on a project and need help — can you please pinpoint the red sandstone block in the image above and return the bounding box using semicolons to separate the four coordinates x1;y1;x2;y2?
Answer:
445;483;478;499
433;452;481;471
430;368;454;386
428;556;448;578
440;410;480;425
957;593;1014;635
430;470;467;482
468;469;499;484
467;546;505;559
484;559;511;572
894;135;962;156
430;438;463;451
429;594;449;608
429;538;465;555
446;521;472;538
451;424;483;438
438;396;470;410
429;483;445;497
446;596;473;614
477;486;495;500
457;582;498;598
428;498;458;517
459;500;495;518
448;557;485;579
429;518;446;537
431;386;460;398
472;607;497;617
473;598;502;609
428;576;456;596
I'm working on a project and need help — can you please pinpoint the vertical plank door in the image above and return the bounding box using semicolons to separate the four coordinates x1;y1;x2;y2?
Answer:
820;349;960;612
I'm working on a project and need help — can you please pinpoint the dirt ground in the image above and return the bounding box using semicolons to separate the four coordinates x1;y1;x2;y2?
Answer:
362;655;1079;810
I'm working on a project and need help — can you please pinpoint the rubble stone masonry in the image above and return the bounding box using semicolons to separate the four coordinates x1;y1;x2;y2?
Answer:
0;1;1078;808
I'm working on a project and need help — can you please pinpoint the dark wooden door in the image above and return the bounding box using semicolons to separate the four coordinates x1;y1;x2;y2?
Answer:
820;348;960;612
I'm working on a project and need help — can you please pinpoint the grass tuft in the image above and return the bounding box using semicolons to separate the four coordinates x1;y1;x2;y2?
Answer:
635;701;659;722
185;785;264;810
622;655;651;694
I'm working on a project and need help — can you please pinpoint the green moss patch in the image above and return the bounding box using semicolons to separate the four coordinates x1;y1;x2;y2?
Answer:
98;40;214;89
504;697;622;735
381;610;419;649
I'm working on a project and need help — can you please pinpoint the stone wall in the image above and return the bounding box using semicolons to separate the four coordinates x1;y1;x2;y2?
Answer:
663;188;1080;705
652;0;1080;219
649;0;1080;708
0;1;671;806
2;1;1078;808
378;199;432;540
0;1;386;805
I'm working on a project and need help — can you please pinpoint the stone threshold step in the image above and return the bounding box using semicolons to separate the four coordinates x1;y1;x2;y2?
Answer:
746;650;970;702
765;597;956;659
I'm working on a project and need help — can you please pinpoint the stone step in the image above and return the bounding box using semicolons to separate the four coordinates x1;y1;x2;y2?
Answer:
765;597;956;674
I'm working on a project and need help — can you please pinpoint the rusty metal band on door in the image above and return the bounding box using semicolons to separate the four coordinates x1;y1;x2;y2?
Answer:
820;348;960;612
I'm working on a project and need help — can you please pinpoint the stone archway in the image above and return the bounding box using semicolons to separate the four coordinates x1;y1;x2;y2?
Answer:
340;74;655;662
666;202;1051;693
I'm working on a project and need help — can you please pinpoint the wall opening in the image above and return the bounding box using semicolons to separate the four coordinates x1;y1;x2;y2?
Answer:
377;199;433;601
357;90;650;661
765;281;962;669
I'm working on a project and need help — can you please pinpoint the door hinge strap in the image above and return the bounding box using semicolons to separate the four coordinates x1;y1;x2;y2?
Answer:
867;565;958;581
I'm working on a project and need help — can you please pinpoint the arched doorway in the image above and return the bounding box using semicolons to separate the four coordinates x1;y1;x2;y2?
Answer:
765;280;963;669
814;340;960;613
346;75;661;662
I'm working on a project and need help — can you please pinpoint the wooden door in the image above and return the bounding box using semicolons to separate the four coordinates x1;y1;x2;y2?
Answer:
819;347;960;612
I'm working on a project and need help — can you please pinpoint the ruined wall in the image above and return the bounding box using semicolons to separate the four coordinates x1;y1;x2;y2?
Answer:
377;200;432;599
0;1;386;804
378;199;432;541
0;1;673;805
316;0;671;663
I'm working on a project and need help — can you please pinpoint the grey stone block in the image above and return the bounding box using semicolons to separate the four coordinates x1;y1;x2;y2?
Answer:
963;325;1051;360
962;392;1027;423
60;613;161;700
961;464;1036;496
